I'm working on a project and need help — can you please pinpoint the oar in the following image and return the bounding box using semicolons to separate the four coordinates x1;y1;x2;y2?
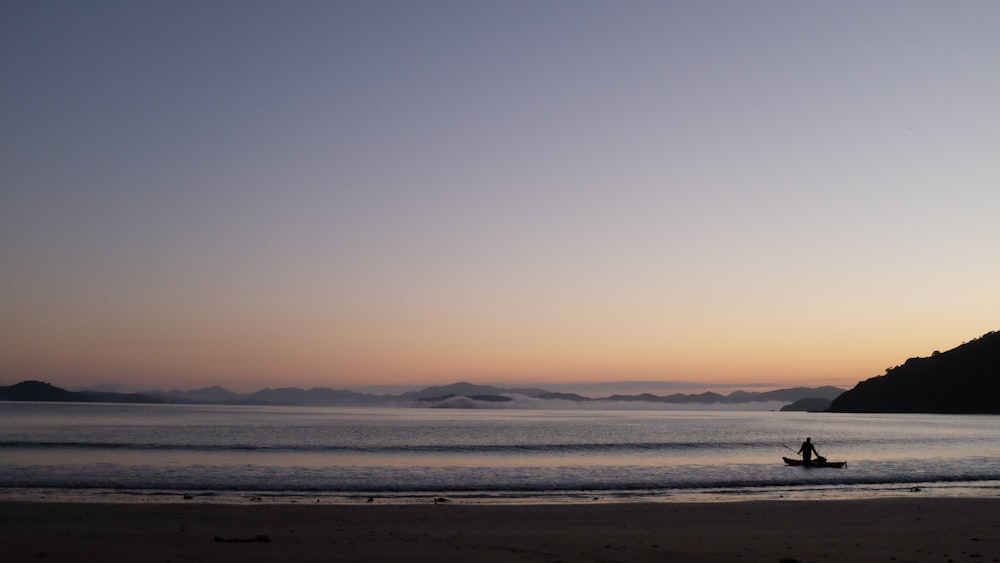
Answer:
783;443;823;457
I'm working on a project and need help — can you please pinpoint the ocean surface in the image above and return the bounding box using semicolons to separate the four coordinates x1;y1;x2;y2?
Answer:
2;402;999;504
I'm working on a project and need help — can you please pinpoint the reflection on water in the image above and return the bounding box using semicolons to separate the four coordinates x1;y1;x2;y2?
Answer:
2;402;1000;500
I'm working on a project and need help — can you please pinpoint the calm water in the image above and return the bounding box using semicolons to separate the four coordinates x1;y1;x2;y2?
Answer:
2;402;1000;503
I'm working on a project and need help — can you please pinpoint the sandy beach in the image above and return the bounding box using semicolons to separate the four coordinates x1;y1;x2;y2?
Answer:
1;497;998;562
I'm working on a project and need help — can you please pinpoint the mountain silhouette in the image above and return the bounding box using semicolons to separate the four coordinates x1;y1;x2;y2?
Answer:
0;380;163;403
780;397;833;412
828;330;1000;413
0;379;842;409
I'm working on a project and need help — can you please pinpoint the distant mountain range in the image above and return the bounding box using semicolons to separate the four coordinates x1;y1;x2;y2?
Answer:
828;330;1000;414
0;379;844;410
8;329;996;413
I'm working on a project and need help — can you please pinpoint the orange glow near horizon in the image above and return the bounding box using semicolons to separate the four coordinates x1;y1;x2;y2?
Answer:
2;296;992;393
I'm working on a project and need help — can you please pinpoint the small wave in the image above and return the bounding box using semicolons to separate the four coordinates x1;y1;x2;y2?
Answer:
0;439;769;455
5;461;1000;495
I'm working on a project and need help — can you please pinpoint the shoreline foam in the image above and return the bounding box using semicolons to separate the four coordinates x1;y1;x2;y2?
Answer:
3;478;1000;506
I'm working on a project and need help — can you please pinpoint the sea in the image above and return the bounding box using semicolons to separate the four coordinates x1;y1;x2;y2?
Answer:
2;401;999;504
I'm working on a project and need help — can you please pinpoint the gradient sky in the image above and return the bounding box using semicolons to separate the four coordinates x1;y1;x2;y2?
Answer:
2;1;998;393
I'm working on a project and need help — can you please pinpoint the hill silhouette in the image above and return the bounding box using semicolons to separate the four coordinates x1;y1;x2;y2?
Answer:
779;397;832;412
0;379;840;409
0;380;164;404
828;330;1000;413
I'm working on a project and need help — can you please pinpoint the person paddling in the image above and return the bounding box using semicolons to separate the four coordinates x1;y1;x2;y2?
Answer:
798;437;818;464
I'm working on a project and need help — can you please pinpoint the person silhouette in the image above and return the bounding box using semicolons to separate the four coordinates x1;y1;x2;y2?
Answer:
798;437;818;464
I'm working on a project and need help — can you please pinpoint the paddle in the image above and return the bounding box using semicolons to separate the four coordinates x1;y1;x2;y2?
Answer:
784;442;822;457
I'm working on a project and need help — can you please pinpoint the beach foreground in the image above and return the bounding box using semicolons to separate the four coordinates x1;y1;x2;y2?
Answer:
1;497;998;562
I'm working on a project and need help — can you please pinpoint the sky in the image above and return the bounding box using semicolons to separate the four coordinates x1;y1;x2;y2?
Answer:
2;1;998;394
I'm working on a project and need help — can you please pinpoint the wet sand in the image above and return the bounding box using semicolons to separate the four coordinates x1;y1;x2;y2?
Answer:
1;497;998;562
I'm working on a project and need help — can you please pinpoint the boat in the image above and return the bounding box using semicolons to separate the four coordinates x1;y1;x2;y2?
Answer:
783;456;846;468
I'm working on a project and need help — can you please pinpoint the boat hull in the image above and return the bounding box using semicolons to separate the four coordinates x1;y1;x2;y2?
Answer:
783;456;846;468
